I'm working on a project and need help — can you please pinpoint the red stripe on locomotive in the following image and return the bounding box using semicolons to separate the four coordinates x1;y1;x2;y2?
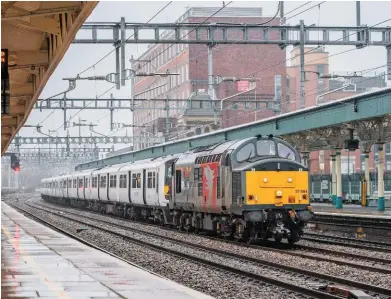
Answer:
201;162;219;210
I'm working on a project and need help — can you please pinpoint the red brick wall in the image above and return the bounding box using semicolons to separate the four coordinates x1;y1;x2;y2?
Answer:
187;16;286;128
132;15;287;147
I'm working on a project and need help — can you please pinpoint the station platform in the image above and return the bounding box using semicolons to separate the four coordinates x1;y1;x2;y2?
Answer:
1;203;214;299
311;203;391;219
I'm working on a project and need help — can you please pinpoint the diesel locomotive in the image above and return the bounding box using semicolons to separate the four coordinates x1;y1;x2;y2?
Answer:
41;135;314;244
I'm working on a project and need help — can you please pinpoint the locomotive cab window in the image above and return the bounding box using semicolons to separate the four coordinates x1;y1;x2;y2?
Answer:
277;143;296;161
256;140;276;156
236;143;256;162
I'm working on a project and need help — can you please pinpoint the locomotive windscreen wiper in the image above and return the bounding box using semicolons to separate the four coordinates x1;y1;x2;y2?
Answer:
245;148;254;162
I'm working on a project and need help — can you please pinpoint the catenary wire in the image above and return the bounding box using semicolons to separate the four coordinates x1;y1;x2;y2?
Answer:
76;1;173;77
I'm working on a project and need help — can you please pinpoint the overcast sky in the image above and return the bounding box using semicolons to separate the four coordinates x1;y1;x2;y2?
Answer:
20;1;391;152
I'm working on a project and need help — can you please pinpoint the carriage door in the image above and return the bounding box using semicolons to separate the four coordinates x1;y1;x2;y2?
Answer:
142;169;147;204
83;177;87;199
77;178;79;198
98;174;100;200
128;171;132;203
107;173;110;201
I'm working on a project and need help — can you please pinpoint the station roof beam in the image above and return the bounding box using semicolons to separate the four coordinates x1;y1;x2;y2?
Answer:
1;1;98;156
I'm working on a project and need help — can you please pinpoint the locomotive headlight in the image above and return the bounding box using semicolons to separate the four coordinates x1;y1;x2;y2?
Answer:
287;178;292;183
263;178;268;183
276;190;283;197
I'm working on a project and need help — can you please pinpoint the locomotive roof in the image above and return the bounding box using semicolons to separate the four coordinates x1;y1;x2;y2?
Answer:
175;137;253;166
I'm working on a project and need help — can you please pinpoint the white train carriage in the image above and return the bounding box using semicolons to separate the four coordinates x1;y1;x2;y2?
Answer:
41;178;49;196
60;173;72;199
52;176;62;198
40;154;180;221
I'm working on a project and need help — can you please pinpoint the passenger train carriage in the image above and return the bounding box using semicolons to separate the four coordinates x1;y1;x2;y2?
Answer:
41;135;314;244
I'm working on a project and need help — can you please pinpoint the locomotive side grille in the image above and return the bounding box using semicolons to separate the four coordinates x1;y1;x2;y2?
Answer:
232;172;242;203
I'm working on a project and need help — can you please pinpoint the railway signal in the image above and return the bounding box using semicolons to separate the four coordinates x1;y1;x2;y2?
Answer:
10;154;20;172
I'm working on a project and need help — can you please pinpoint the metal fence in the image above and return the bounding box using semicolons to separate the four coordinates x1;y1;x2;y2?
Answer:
310;171;391;203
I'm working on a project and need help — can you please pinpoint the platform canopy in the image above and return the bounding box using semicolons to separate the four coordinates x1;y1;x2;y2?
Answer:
1;1;98;155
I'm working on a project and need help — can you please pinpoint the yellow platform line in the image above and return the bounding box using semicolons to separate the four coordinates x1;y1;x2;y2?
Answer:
2;222;73;299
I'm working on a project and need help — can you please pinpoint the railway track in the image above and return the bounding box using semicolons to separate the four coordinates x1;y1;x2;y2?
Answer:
311;214;391;231
8;199;391;298
6;201;341;299
302;233;391;253
31;198;391;268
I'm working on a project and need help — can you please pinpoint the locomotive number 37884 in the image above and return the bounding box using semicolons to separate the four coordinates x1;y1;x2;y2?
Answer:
295;189;308;194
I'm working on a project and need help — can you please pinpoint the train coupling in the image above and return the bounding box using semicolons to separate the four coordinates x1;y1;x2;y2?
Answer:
319;284;371;299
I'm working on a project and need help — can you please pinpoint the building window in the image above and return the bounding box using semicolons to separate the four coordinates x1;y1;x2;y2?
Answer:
274;75;282;102
317;79;325;95
317;65;325;76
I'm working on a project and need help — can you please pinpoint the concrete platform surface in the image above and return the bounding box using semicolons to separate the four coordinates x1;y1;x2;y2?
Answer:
311;203;391;219
1;203;214;299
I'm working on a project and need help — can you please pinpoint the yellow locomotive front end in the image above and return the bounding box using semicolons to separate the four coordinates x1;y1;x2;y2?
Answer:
240;162;314;243
228;136;314;244
246;170;310;207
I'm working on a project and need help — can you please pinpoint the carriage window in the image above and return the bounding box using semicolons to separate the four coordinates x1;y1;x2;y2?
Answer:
84;178;88;188
132;174;137;188
92;177;98;188
147;172;152;188
147;172;156;189
236;143;255;162
78;179;83;188
119;175;127;188
100;176;107;188
136;173;141;188
256;140;276;156
109;175;117;188
156;173;159;193
277;143;296;161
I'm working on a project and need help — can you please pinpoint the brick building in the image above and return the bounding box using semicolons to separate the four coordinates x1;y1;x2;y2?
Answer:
132;6;286;150
286;46;389;174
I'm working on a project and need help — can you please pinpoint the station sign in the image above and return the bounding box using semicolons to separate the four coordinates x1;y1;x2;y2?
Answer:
236;80;250;92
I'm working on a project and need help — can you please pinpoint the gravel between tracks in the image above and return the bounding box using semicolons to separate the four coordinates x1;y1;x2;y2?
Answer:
20;197;391;290
33;197;391;268
4;199;310;299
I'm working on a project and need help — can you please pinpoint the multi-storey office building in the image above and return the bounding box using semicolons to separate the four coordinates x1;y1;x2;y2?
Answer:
132;6;286;150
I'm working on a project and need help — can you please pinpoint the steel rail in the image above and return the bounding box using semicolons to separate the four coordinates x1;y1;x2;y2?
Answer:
18;200;391;297
33;198;391;266
8;201;340;299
